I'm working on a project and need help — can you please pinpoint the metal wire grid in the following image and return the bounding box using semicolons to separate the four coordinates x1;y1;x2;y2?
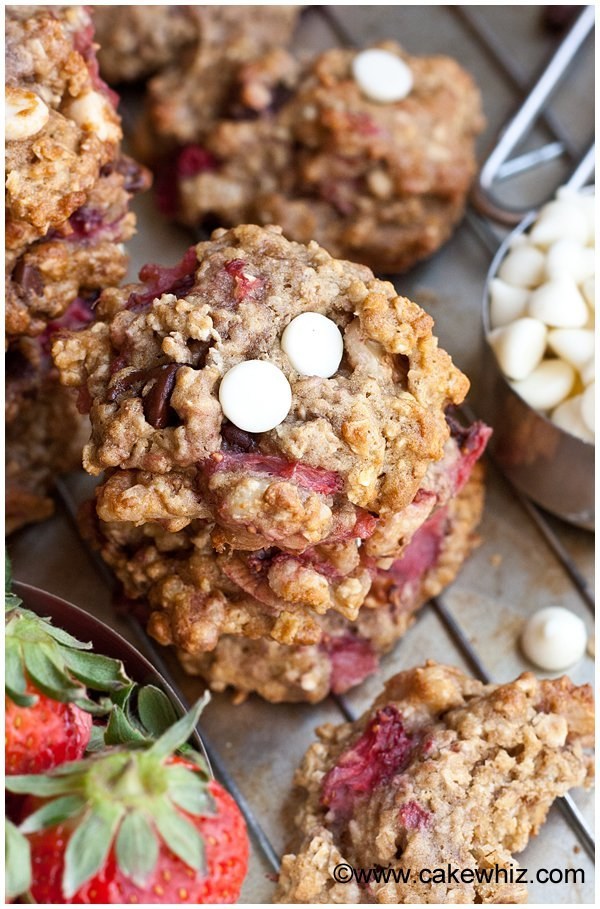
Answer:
48;3;595;895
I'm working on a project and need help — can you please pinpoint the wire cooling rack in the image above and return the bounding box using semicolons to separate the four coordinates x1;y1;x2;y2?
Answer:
10;6;595;903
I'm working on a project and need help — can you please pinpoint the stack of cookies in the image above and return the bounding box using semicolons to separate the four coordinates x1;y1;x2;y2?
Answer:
5;6;149;532
53;224;490;703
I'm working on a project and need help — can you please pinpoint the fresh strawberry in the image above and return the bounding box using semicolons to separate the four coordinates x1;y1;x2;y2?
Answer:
5;560;132;775
8;702;249;904
6;685;93;775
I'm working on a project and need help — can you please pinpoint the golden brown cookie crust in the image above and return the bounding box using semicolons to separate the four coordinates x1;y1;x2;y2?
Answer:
141;39;484;273
94;5;300;86
5;6;149;340
179;465;485;703
53;225;469;546
84;461;484;698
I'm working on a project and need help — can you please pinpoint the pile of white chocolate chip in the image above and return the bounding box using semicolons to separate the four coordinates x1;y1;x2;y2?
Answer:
488;186;595;444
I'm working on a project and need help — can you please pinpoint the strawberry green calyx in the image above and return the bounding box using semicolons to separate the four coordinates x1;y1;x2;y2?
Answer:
5;597;133;713
8;696;214;899
5;820;32;901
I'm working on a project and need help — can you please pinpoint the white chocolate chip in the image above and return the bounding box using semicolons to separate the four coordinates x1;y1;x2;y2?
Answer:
547;328;595;369
218;360;292;433
508;233;528;250
488;318;547;381
545;238;595;283
521;606;587;671
530;199;590;247
580;358;595;387
64;90;120;142
581;275;595;310
351;49;413;104
551;395;594;443
5;86;49;141
489;278;529;328
557;186;595;244
497;244;546;288
511;359;575;411
528;278;588;328
281;312;344;378
581;381;595;433
489;187;594;441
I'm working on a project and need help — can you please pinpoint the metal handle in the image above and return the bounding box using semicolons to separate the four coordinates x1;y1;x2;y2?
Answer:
471;5;595;224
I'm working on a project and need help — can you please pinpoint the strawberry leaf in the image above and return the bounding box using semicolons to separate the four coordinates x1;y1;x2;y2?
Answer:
105;704;150;746
168;767;215;816
153;801;206;874
5;591;22;610
148;692;210;760
63;804;124;899
86;723;107;753
6;773;86;797
137;685;178;737
23;645;85;703
5;820;31;901
20;795;86;834
41;622;93;650
115;811;159;887
5;642;34;707
62;647;132;693
5;596;134;711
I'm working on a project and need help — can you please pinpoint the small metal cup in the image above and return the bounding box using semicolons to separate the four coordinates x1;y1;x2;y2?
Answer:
480;214;594;531
13;581;211;765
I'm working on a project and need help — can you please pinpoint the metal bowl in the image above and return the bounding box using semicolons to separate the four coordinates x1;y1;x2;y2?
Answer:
13;581;210;765
480;211;594;531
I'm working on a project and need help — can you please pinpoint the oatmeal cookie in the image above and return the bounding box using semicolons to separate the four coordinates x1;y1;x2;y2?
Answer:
178;465;485;703
6;155;147;338
144;41;483;273
5;5;150;338
276;663;594;903
6;335;88;534
93;6;197;84
89;421;488;644
82;428;485;661
53;224;470;557
93;5;300;85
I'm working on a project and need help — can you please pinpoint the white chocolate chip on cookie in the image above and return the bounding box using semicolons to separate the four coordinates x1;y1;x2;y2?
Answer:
5;86;49;141
219;360;292;433
352;49;413;103
281;312;344;378
64;90;120;143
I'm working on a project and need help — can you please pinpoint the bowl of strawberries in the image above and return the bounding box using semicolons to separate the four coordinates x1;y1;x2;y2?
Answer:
5;564;250;904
